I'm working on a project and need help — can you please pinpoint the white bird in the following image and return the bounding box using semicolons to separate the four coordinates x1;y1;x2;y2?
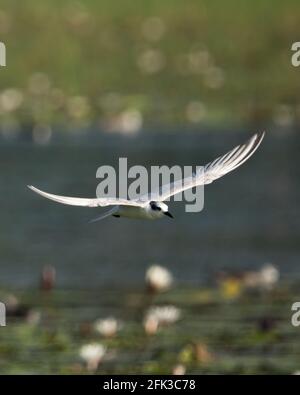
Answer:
28;131;265;221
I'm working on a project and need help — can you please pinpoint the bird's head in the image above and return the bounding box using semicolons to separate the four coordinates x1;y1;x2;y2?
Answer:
149;201;173;218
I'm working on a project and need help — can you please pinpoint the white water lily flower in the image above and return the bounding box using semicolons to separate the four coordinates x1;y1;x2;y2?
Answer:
172;364;186;375
144;306;181;332
145;264;173;293
143;315;159;335
243;263;279;291
94;317;121;338
259;263;279;290
79;343;106;371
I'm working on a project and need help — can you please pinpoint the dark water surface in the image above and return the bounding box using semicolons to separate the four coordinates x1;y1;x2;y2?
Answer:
0;129;298;288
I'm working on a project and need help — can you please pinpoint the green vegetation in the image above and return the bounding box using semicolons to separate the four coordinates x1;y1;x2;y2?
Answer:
0;0;299;131
0;284;299;374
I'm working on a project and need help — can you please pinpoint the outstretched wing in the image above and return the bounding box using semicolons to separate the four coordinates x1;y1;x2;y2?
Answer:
28;185;145;207
29;132;265;206
149;131;265;202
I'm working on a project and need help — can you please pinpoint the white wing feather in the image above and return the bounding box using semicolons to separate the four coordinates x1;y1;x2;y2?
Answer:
27;185;145;207
28;132;264;207
149;131;265;202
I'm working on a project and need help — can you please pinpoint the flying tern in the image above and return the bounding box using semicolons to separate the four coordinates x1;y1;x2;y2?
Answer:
28;131;265;221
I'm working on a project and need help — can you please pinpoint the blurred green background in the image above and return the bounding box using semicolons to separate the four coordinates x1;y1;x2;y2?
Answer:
0;0;299;375
0;0;299;131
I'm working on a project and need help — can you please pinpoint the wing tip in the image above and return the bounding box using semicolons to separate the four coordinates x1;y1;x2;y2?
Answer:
251;130;265;152
28;185;40;194
256;130;266;141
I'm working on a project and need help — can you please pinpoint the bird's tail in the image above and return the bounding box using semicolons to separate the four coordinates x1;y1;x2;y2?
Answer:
89;206;119;223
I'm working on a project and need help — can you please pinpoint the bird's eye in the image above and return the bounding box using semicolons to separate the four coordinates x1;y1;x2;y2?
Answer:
150;201;156;208
150;201;161;211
